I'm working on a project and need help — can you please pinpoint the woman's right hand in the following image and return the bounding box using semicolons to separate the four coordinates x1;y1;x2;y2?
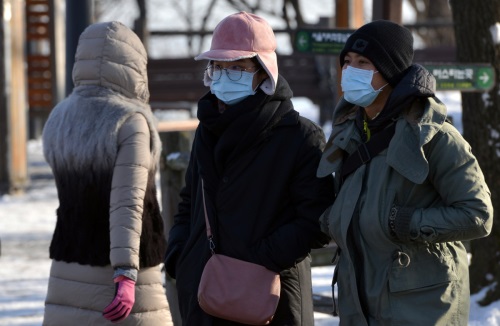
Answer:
103;275;136;323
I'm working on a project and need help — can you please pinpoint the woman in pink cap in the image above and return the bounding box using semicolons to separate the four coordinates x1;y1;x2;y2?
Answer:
164;11;334;325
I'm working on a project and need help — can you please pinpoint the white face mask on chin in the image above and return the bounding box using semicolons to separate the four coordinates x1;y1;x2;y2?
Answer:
341;66;388;107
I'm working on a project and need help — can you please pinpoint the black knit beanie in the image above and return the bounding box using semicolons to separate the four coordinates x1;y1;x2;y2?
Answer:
339;20;414;86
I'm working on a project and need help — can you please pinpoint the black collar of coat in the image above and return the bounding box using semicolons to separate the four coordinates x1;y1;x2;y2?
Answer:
195;75;297;195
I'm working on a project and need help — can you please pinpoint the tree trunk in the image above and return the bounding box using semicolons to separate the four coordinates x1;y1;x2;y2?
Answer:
134;0;148;49
449;0;500;305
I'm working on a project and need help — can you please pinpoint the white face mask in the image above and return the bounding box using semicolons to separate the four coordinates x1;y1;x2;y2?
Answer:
210;70;259;105
341;66;387;107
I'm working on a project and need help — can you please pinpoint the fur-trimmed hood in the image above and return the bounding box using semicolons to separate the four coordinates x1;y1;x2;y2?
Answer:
43;86;160;174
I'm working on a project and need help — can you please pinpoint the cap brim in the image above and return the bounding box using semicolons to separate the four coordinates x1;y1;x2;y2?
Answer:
194;49;257;61
195;49;278;95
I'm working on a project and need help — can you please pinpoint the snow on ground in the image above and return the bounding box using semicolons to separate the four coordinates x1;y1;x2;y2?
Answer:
1;92;499;325
0;137;341;325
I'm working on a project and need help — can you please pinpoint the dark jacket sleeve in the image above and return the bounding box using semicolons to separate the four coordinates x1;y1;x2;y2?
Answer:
249;126;334;272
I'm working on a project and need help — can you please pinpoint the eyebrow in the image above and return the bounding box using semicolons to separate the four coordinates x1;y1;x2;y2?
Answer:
345;53;363;59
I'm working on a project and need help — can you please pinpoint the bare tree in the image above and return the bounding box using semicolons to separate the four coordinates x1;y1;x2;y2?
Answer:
449;0;500;306
94;0;137;22
194;0;305;56
406;0;454;47
283;0;304;27
134;0;148;47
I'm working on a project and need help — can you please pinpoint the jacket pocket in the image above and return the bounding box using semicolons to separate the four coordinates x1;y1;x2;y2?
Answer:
388;243;457;293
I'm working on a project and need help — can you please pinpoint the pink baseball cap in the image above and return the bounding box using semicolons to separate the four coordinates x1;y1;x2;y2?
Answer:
195;12;278;95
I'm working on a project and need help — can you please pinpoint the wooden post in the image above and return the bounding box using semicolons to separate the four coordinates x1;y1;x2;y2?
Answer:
334;0;365;109
65;0;93;95
159;130;193;237
50;0;65;105
0;0;28;194
158;120;197;326
372;0;403;23
336;0;364;28
0;1;7;194
314;17;338;127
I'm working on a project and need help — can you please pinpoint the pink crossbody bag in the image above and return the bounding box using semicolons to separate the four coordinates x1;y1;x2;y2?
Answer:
197;179;281;325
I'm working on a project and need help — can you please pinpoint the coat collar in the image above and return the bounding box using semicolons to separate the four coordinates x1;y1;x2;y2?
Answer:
317;96;447;184
387;97;447;184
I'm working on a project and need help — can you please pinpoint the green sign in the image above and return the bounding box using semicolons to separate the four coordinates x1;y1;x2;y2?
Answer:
422;64;495;91
295;29;354;55
294;29;496;91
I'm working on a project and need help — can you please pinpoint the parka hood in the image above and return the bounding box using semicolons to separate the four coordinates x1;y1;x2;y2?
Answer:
368;64;437;131
72;21;149;103
317;64;447;180
385;64;436;109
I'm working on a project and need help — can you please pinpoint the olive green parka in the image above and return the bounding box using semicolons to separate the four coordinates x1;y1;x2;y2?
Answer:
318;64;493;326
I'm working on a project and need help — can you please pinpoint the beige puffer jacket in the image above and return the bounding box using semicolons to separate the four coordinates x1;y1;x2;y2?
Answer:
42;21;172;325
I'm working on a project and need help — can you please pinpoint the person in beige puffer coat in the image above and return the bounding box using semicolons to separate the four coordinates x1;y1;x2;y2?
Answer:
42;21;172;325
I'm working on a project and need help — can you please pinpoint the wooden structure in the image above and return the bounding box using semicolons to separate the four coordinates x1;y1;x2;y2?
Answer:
26;0;53;115
25;0;65;138
148;54;336;110
0;0;28;194
158;124;194;326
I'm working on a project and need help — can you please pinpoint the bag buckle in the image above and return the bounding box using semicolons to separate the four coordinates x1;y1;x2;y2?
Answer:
208;235;215;255
356;143;371;164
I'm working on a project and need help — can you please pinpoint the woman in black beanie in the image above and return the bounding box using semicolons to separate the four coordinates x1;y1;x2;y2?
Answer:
317;20;493;325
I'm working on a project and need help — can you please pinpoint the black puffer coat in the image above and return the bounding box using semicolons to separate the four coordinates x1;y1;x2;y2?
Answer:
165;75;334;325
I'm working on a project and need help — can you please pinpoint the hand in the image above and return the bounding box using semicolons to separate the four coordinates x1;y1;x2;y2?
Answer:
103;275;136;323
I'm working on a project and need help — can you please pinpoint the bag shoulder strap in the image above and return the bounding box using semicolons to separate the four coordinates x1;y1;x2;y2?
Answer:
201;179;215;253
340;122;396;181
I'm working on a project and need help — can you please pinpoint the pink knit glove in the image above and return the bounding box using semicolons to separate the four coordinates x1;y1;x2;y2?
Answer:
103;275;136;323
